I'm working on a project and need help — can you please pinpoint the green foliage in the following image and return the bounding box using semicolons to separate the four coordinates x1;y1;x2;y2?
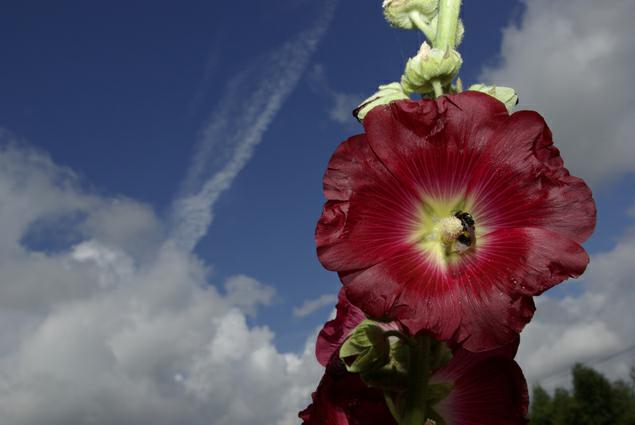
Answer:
529;386;553;425
529;364;635;425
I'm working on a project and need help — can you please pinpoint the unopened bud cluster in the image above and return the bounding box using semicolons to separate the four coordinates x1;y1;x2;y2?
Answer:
383;0;438;31
401;42;462;95
353;0;519;124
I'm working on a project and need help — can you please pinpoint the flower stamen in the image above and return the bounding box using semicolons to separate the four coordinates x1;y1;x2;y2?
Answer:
437;216;464;244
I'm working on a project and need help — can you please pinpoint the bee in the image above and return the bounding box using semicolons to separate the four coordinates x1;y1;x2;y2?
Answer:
454;211;475;247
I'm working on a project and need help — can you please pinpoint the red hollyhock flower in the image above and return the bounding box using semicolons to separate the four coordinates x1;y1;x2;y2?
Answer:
301;290;529;425
316;91;595;351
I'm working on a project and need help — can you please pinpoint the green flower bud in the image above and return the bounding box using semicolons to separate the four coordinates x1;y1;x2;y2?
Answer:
468;84;519;113
353;82;411;122
339;320;391;373
383;0;438;30
401;42;462;95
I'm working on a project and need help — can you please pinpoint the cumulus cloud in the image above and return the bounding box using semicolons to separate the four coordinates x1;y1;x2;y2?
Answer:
0;4;341;420
481;0;635;185
517;218;635;390
293;294;337;318
0;141;322;424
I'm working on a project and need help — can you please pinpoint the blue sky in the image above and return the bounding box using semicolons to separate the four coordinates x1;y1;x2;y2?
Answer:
0;0;526;349
1;1;634;423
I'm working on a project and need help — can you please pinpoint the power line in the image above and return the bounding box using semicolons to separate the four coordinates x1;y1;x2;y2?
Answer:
587;344;635;368
536;343;635;386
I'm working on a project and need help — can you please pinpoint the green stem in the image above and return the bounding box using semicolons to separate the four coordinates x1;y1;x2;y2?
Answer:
401;335;431;425
409;11;436;42
432;80;443;98
385;392;402;422
431;0;462;98
435;0;462;51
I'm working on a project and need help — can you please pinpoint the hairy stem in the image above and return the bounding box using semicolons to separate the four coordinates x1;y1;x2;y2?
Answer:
435;0;462;51
409;11;436;42
431;0;462;97
432;80;443;98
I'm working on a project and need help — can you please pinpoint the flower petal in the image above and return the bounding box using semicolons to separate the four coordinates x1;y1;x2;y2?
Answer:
363;92;508;183
476;227;590;296
468;111;596;243
317;134;419;271
433;344;529;425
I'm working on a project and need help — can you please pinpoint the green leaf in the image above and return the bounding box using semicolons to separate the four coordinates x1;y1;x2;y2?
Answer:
468;84;519;113
354;83;410;122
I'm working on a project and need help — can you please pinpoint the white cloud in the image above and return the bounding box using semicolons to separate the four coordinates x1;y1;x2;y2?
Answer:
171;1;338;252
224;275;276;317
0;4;340;419
481;0;635;186
293;293;338;318
0;142;322;424
518;220;635;390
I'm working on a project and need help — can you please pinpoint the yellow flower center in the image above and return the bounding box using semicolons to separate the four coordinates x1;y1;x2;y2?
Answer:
409;197;477;268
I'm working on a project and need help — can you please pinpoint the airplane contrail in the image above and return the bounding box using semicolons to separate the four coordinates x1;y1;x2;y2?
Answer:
170;0;338;252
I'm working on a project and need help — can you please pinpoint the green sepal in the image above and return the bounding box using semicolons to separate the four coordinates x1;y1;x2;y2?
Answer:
427;382;453;406
401;43;462;95
383;0;438;31
353;82;410;122
468;84;519;113
361;340;410;391
429;338;452;370
339;320;391;373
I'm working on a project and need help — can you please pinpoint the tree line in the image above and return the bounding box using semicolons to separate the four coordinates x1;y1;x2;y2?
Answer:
530;364;635;425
